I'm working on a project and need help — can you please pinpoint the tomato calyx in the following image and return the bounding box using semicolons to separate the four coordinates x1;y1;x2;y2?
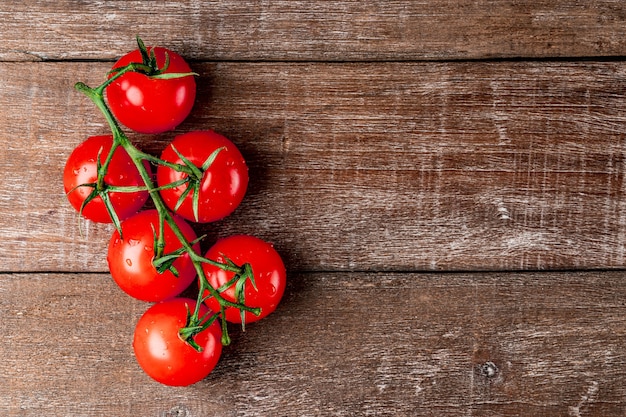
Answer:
107;36;198;80
152;232;205;277
65;142;149;236
179;259;260;350
169;145;226;222
222;261;257;329
178;305;221;352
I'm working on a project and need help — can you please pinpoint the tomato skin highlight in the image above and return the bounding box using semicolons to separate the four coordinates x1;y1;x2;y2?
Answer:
63;135;149;223
202;235;287;324
107;210;200;302
157;130;249;223
133;298;222;386
106;46;196;134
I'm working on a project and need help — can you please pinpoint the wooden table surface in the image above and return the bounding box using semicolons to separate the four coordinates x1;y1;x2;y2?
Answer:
2;1;626;416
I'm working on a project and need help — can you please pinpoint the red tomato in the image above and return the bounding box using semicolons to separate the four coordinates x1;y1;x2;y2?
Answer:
107;210;200;302
156;130;249;223
202;235;286;324
133;298;222;386
63;135;149;223
106;46;196;134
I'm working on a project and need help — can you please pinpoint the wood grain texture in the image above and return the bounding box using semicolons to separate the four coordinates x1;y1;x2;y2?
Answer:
1;1;625;61
1;61;626;272
1;271;625;416
2;2;626;415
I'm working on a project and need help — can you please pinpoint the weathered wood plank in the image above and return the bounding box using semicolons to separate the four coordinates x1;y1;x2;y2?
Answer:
1;271;625;416
1;1;626;61
2;3;623;417
1;61;625;272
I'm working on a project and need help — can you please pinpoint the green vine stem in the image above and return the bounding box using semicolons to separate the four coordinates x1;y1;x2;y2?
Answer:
74;57;260;350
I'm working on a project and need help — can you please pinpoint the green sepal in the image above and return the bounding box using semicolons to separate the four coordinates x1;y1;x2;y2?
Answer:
243;263;257;291
171;144;203;179
66;182;97;199
153;49;169;74
201;146;225;170
150;177;188;192
179;306;222;352
106;62;152;78
100;190;123;239
152;234;204;276
235;263;257;330
192;183;201;223
173;180;194;212
136;36;158;72
74;182;123;239
153;252;181;277
220;306;231;346
77;185;98;236
217;273;241;293
150;223;179;276
235;276;247;330
220;253;240;269
169;144;205;221
150;71;198;80
137;36;150;65
180;305;203;352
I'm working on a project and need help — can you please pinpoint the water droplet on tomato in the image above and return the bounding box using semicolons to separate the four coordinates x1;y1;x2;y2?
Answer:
72;169;80;175
128;238;140;246
125;258;132;266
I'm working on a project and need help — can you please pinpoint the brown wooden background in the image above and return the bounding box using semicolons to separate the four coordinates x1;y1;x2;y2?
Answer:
1;1;626;416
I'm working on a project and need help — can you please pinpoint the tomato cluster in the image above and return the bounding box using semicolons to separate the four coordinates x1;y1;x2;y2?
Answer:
63;39;286;386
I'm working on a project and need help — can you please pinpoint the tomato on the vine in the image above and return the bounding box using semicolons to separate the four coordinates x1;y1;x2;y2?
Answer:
133;298;222;386
106;45;196;134
68;36;291;388
202;235;286;324
156;130;249;223
107;210;200;302
63;135;149;223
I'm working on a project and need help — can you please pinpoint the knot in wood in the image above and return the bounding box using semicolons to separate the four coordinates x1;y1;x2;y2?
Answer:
165;405;190;417
479;361;499;378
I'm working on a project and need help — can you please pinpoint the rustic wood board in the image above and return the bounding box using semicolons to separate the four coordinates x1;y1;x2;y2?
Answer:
1;271;625;416
2;0;626;415
1;61;626;272
1;1;626;61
